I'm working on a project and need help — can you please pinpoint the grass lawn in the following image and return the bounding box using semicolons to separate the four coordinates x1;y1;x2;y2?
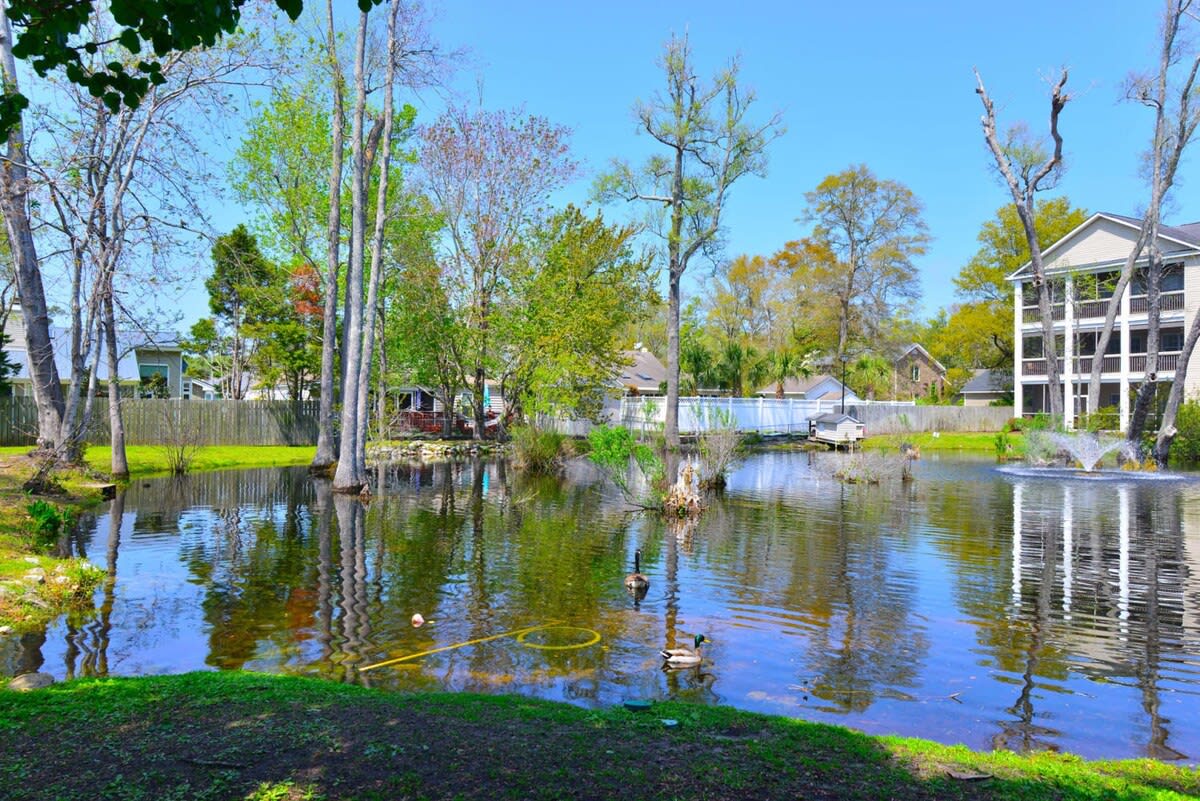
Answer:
82;444;317;478
863;431;1025;456
0;672;1195;801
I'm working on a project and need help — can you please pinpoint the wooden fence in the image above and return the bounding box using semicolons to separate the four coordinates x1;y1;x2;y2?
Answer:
0;397;320;447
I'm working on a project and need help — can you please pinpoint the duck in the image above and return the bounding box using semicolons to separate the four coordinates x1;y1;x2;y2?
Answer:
624;549;650;593
661;633;708;668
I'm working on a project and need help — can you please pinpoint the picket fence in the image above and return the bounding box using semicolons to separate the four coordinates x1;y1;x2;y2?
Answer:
541;396;1013;437
0;397;319;447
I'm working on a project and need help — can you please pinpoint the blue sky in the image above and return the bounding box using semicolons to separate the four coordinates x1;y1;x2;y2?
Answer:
405;0;1188;317
189;1;1193;327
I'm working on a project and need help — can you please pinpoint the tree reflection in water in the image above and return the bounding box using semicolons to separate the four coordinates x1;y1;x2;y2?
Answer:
4;455;1200;761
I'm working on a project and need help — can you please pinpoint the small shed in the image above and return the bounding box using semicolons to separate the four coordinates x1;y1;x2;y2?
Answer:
809;412;866;445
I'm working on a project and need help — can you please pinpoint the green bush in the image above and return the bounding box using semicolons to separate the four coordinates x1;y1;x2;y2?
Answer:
587;424;663;504
994;430;1011;459
1169;399;1200;466
510;425;569;474
26;500;74;549
1078;405;1120;433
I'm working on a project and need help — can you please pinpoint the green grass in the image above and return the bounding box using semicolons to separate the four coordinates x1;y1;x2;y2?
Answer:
1;672;1194;800
863;431;1026;455
83;445;317;478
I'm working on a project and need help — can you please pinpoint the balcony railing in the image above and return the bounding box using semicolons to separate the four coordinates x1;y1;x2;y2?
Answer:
1021;352;1180;377
1022;290;1183;323
1023;303;1065;323
1129;291;1183;314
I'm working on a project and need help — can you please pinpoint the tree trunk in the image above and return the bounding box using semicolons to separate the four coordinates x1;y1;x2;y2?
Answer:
353;0;398;474
665;269;681;448
331;9;369;494
103;291;128;479
1129;252;1164;448
0;3;65;453
312;0;347;472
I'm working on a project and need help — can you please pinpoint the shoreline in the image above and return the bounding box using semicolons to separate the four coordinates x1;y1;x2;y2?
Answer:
2;671;1196;800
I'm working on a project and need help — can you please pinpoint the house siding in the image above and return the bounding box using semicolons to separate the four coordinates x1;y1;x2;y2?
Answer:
893;350;944;399
1044;218;1142;272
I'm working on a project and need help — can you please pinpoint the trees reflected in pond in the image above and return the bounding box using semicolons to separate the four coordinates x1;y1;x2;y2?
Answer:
4;454;1200;760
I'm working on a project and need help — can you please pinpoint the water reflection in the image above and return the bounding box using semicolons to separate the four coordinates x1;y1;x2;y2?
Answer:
1;454;1198;761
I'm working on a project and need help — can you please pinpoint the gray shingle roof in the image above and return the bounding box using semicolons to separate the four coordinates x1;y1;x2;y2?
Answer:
960;368;1009;394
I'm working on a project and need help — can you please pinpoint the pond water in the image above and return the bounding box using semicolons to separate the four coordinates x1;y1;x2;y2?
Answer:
3;452;1199;762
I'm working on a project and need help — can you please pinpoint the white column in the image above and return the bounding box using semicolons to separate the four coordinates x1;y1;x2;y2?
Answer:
1013;281;1023;416
1012;482;1023;607
1119;282;1132;432
1062;486;1073;618
1063;276;1075;430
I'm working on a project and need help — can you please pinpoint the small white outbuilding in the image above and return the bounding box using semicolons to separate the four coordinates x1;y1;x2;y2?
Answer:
809;412;866;445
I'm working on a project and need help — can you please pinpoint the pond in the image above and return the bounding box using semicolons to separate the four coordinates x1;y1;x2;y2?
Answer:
2;451;1199;762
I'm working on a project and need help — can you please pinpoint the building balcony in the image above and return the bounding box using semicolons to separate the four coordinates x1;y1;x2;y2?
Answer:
1021;291;1184;324
1020;351;1181;378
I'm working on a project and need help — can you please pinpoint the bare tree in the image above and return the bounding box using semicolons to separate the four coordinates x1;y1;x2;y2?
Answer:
0;0;65;455
28;11;269;474
312;0;348;472
420;106;578;441
1145;1;1200;463
975;68;1070;421
597;32;782;448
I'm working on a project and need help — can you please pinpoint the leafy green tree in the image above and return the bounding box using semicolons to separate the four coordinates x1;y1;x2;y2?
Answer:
929;197;1086;383
498;205;655;420
206;225;275;399
0;0;310;136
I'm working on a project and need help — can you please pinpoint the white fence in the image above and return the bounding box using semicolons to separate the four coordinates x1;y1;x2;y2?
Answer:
540;397;1014;437
543;396;915;437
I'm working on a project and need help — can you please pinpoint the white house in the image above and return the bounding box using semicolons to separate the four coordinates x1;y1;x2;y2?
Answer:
755;373;860;402
1010;211;1200;431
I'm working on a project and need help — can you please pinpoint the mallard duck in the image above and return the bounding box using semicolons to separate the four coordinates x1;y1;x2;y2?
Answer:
624;549;650;593
661;633;708;668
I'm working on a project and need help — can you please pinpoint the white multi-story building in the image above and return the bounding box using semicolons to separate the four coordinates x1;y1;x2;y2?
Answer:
1010;212;1200;431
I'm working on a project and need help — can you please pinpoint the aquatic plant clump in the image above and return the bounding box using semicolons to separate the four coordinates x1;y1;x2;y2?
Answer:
587;424;663;505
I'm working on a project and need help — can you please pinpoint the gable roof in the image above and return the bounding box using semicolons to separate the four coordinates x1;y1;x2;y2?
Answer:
960;368;1009;395
616;349;667;392
1008;212;1200;280
894;343;946;374
814;412;860;423
755;373;858;399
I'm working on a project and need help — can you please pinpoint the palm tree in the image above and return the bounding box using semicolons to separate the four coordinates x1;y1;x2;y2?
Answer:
767;348;813;399
848;354;892;401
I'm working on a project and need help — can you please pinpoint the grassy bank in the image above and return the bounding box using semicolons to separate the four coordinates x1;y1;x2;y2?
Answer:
863;431;1025;456
1;672;1194;801
83;444;318;478
0;445;316;629
0;453;106;631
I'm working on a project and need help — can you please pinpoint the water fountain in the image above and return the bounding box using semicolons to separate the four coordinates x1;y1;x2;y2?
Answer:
998;430;1188;482
1047;432;1131;472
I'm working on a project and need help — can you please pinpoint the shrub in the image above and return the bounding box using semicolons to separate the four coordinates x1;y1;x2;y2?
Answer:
511;425;568;474
994;430;1011;459
696;408;741;490
1078;405;1119;433
26;500;74;549
1169;399;1200;466
587;425;663;505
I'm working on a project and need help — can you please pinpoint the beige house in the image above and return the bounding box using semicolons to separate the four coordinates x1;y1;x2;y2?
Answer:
960;368;1009;407
1010;211;1200;430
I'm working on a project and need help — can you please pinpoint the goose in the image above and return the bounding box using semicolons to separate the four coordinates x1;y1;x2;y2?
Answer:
661;633;708;668
624;549;650;593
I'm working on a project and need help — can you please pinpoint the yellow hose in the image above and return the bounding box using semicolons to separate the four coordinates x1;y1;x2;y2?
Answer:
358;620;565;672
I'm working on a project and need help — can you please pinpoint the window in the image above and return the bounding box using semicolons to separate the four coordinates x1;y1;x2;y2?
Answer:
1163;328;1184;352
1164;262;1184;292
910;364;920;382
